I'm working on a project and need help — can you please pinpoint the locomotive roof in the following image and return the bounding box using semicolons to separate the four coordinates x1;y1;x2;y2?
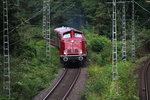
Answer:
54;27;82;35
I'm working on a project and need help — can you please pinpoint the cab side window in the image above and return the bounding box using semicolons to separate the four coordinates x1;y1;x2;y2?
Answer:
63;33;71;39
75;33;82;38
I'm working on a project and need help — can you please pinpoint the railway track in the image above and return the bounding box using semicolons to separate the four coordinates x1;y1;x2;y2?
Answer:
144;61;150;100
43;68;81;100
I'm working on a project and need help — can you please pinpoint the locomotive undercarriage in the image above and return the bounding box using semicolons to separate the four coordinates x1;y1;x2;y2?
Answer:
60;55;87;67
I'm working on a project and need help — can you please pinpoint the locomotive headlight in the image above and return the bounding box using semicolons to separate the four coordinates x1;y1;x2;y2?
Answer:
64;51;67;55
80;50;82;54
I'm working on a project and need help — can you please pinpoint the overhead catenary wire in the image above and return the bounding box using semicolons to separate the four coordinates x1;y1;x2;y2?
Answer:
0;2;75;35
51;3;75;20
0;8;43;34
134;1;150;27
134;1;150;14
140;18;150;26
0;33;43;51
0;2;77;49
9;9;43;34
43;1;75;59
0;9;44;50
1;1;75;98
0;1;76;35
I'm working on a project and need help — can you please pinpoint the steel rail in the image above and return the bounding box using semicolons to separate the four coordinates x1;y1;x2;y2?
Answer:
62;68;81;100
43;68;68;100
144;61;150;100
43;68;81;100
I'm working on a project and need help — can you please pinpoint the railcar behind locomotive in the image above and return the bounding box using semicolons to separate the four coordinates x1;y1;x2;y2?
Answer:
54;27;87;64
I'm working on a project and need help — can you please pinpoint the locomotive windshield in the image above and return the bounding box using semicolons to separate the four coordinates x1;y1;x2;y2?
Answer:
75;33;82;38
63;33;71;39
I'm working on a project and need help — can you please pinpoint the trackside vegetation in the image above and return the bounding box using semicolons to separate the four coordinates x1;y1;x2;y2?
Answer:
0;26;60;100
80;30;140;100
82;62;139;100
0;0;150;100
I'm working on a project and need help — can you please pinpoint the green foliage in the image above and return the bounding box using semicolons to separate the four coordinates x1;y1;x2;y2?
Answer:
0;26;60;100
81;1;111;36
83;29;111;66
0;96;7;100
131;28;150;57
82;27;140;100
11;58;59;100
135;54;150;64
90;36;110;53
0;0;149;100
12;26;43;57
9;26;60;100
83;62;139;100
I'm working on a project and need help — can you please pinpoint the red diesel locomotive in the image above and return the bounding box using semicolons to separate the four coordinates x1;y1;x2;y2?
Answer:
54;27;87;64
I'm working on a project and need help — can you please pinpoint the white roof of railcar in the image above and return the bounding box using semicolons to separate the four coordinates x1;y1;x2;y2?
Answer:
54;27;82;35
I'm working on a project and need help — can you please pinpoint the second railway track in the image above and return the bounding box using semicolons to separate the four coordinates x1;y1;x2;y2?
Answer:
144;61;150;100
43;68;81;100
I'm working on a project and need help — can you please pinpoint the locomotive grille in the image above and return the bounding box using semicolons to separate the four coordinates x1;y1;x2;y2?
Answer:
75;49;79;53
67;49;71;53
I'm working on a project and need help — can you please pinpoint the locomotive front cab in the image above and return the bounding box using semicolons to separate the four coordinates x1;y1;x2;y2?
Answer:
60;30;87;62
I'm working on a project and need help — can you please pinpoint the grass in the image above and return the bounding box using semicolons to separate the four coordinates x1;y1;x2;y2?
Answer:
82;62;139;100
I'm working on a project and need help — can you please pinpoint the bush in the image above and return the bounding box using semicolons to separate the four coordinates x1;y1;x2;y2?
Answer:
83;62;139;100
84;32;111;66
136;29;150;57
0;26;60;100
90;35;111;53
